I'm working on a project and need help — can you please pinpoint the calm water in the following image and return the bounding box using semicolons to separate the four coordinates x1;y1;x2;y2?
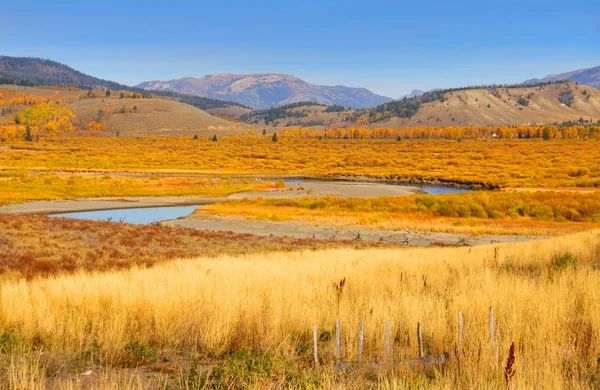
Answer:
51;206;198;225
416;185;471;195
282;178;471;195
52;181;470;224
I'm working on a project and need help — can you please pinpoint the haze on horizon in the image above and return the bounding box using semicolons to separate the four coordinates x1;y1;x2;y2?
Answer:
1;0;599;98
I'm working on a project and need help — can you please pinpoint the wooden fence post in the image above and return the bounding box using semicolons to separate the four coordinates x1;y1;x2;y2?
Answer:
417;322;424;358
385;320;391;362
358;321;364;364
313;324;319;367
335;320;341;364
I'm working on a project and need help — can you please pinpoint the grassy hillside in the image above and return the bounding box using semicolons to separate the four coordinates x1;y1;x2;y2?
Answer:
246;82;600;128
378;82;600;127
0;84;247;136
68;97;245;136
0;56;246;111
237;101;350;127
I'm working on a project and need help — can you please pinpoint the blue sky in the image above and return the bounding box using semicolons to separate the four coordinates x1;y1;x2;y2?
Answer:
2;0;599;98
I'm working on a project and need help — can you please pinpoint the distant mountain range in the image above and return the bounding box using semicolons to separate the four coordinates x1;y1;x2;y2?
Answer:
523;65;600;89
136;74;393;109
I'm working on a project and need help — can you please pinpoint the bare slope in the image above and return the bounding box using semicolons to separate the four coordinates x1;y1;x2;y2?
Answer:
68;97;245;136
380;82;600;127
137;73;392;109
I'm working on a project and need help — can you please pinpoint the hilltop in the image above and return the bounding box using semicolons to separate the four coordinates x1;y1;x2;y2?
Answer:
137;73;393;109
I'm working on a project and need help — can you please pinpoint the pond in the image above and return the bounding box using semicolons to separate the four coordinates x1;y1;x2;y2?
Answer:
52;180;471;224
51;206;198;225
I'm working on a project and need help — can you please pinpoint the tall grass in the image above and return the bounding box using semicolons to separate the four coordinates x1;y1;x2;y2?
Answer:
0;230;599;388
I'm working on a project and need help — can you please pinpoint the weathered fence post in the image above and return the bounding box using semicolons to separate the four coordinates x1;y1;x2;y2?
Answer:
385;320;391;362
417;322;424;358
458;311;464;349
489;306;495;345
358;321;364;364
335;320;341;364
313;324;319;367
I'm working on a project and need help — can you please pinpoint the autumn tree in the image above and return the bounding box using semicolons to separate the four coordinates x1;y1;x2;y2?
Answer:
14;103;75;139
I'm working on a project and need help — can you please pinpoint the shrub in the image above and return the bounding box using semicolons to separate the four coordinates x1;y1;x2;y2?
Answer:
0;331;20;353
551;252;579;271
119;339;155;367
210;349;273;387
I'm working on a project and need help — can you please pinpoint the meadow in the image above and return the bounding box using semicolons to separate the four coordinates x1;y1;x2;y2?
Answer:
201;191;600;236
1;137;600;188
0;230;598;388
0;172;278;206
2;135;600;388
0;214;385;279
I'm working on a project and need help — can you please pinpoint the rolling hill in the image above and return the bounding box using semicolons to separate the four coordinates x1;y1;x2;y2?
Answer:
0;85;246;136
523;65;600;89
0;56;245;111
246;82;600;128
136;73;393;109
370;82;600;127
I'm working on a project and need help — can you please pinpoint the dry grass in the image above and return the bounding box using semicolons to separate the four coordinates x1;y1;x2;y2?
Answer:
0;173;276;206
200;191;600;236
0;214;387;278
0;230;599;388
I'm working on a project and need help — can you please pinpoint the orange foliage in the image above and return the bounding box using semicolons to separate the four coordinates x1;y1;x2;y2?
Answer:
212;113;240;123
88;120;109;132
1;137;600;188
280;125;600;140
0;90;60;115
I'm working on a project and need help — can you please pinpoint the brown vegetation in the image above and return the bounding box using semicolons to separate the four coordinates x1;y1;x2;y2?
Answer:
0;213;388;279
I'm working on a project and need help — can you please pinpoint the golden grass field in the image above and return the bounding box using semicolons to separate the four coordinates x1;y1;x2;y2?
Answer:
201;191;600;236
1;134;600;388
1;137;600;188
0;172;277;206
1;230;599;388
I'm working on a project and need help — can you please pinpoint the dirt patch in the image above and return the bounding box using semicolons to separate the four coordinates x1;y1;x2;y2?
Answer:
174;213;544;246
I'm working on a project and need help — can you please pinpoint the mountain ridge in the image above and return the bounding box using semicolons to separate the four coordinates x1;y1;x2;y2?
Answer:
0;56;245;111
523;65;600;89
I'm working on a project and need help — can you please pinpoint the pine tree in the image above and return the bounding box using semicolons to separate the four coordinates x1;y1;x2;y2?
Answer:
271;132;278;142
211;134;218;142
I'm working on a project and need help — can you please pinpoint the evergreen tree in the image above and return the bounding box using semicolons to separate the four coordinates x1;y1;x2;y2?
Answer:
106;89;111;97
211;134;218;142
271;132;278;142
